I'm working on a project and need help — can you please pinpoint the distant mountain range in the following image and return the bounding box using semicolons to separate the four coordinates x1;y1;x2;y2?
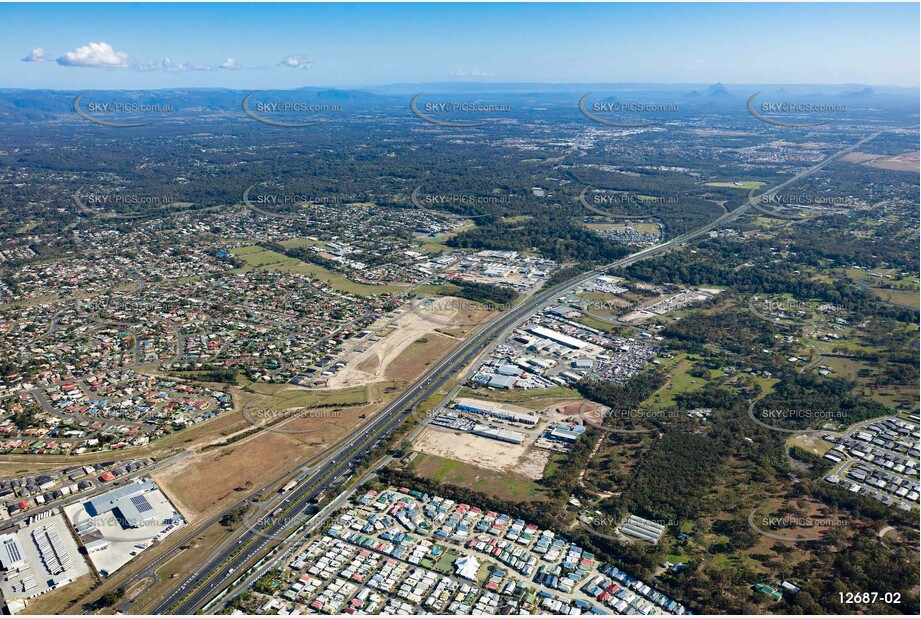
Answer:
0;87;407;122
0;82;916;122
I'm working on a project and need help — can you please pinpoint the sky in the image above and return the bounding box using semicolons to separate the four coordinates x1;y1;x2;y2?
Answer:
2;2;919;89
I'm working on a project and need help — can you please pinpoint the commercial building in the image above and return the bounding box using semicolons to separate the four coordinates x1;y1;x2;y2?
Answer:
454;402;538;426
85;479;158;528
620;515;666;544
546;424;585;445
487;375;518;389
0;534;25;571
65;477;185;577
527;326;587;350
470;424;526;445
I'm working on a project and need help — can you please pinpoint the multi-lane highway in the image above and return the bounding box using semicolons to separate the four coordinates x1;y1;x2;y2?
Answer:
155;264;572;613
153;131;882;614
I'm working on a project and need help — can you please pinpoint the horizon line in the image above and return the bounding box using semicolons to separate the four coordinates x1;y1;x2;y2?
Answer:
2;81;919;92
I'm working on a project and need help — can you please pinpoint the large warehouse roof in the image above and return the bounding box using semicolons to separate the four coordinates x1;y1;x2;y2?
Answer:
528;325;587;349
86;479;156;522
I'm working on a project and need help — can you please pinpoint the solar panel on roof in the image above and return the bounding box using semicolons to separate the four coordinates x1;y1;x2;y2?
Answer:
2;537;23;564
130;494;153;513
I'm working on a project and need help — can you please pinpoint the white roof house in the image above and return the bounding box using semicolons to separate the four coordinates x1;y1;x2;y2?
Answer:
455;555;480;581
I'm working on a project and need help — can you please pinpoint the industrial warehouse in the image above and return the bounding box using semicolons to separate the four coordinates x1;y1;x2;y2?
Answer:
63;478;185;576
452;400;539;426
431;413;528;445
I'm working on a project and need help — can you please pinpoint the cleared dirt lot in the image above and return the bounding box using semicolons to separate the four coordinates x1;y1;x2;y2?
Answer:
413;426;549;480
841;152;885;164
410;452;548;502
843;150;919;172
385;333;456;383
152;401;375;520
11;573;96;615
867;151;920;172
326;296;491;389
543;400;602;424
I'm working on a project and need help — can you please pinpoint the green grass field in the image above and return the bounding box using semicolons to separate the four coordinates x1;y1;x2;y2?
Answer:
747;374;781;396
577;315;624;333
230;245;408;296
258;383;386;410
753;215;790;225
576;290;629;319
433;549;459;574
786;434;835;457
411;453;547;502
644;353;717;409
415;223;476;254
416;239;452;253
823;355;919;413
870;287;921;308
279;237;326;251
634;223;661;234
837;268;920;309
230;245;268;256
705;181;766;190
412;283;463;297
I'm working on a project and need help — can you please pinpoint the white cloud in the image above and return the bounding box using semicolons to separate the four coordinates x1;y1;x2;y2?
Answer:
53;42;242;73
57;42;130;68
279;54;311;70
136;57;228;73
161;58;184;72
22;47;49;63
160;57;213;73
134;60;161;72
450;68;495;78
